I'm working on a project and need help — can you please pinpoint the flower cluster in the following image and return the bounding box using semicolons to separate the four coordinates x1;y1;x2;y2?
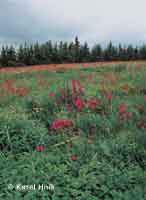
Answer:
48;92;56;97
51;118;73;130
86;97;100;110
14;87;29;97
70;155;78;161
35;144;45;152
75;97;84;111
71;80;84;99
118;103;132;121
1;80;29;97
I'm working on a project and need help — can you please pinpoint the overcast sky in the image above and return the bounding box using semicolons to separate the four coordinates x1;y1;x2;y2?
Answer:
0;0;146;46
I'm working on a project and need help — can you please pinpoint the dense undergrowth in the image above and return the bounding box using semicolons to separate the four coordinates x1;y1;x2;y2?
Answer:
0;63;146;199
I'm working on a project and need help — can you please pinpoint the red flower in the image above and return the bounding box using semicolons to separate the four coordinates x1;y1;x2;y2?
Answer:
49;92;55;97
71;80;77;98
144;95;146;101
66;105;73;113
35;144;45;152
2;80;14;89
120;112;132;120
51;118;73;130
142;123;146;128
121;84;129;94
60;88;65;97
76;80;84;93
138;121;146;128
107;91;113;102
118;103;132;121
14;87;29;97
75;97;83;111
86;97;100;110
118;103;126;114
71;80;84;99
70;155;78;161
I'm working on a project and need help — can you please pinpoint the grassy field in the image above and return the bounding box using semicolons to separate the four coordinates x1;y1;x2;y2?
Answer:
1;62;146;199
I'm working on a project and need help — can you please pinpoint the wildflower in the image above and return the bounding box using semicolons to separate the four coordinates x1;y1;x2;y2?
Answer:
121;84;129;94
137;120;146;128
70;155;78;161
86;97;100;110
3;80;14;88
136;104;145;114
118;103;132;120
35;144;45;152
107;91;113;102
76;80;84;93
2;80;14;92
142;123;146;128
14;87;29;97
71;80;77;98
120;112;132;120
75;97;84;111
66;104;73;113
59;88;65;100
71;79;84;99
144;95;146;101
118;103;126;114
48;92;56;97
51;118;73;130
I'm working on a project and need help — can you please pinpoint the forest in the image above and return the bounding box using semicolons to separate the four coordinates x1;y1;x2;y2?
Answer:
0;37;146;67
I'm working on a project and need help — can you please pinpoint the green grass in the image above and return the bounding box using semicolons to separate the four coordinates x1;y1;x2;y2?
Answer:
1;63;146;199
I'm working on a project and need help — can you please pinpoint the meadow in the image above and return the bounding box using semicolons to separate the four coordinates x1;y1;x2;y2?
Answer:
0;62;146;199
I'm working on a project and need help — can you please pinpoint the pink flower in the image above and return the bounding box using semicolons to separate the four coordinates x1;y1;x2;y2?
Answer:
48;92;55;97
142;123;146;127
118;103;132;121
71;79;84;99
144;95;146;101
35;144;45;152
120;112;132;120
76;80;84;93
138;122;146;128
66;105;73;113
70;155;78;161
107;91;113;102
51;118;73;130
118;103;126;114
71;80;77;98
14;87;29;97
86;97;100;110
75;97;84;111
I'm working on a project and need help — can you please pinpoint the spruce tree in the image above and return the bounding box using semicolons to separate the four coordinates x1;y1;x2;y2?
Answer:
74;36;80;62
0;46;8;66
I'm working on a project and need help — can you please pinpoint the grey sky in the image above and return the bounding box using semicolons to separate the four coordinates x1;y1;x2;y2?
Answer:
0;0;146;46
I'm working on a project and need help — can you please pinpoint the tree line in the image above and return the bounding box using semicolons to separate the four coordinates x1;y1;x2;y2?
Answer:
0;37;146;67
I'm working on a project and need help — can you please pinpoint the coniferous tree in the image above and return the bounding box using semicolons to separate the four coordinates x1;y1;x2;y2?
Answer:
127;45;134;60
80;42;90;62
104;41;117;60
63;42;69;62
33;42;42;64
74;36;80;62
91;44;103;61
17;44;25;65
68;42;75;62
0;46;8;66
52;43;59;63
1;38;146;67
7;45;16;65
58;41;64;63
140;45;146;59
